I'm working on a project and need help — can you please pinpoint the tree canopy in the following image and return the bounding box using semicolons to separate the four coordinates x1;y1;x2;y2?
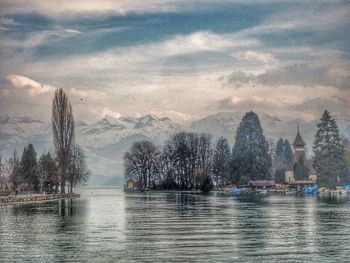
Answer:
313;110;349;188
52;88;75;193
231;111;271;184
212;137;231;187
20;143;38;191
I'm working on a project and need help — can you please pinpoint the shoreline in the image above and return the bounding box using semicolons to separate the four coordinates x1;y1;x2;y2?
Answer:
0;193;80;207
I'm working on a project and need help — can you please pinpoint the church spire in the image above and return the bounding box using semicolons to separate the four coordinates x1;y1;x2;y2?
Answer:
293;125;306;147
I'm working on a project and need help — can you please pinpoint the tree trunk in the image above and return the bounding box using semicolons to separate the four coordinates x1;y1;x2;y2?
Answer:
61;180;65;193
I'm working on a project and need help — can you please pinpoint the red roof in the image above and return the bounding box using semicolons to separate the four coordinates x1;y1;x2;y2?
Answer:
248;180;276;187
287;180;315;185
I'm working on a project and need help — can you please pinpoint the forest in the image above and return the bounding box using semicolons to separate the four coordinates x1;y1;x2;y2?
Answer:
124;110;350;192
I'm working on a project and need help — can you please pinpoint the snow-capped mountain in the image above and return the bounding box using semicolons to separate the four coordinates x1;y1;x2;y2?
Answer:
0;115;51;157
77;114;180;150
0;111;349;185
0;114;182;182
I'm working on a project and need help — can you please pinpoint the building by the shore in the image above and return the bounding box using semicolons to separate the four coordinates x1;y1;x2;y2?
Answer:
285;126;317;182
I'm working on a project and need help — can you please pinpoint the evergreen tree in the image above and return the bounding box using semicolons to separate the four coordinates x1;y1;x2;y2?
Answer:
273;138;287;183
276;139;284;158
20;143;39;191
313;110;349;188
274;168;286;183
344;139;350;175
212;137;231;187
293;156;309;180
231;111;272;184
38;152;58;193
283;139;293;165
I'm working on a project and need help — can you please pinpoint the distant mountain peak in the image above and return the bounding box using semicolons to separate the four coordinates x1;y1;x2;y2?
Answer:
0;115;44;125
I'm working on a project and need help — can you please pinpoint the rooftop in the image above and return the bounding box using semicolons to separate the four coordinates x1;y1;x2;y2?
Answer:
293;126;306;147
248;180;276;187
287;180;315;185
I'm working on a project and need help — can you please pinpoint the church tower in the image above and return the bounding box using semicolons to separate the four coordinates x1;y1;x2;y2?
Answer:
285;125;306;182
291;125;306;164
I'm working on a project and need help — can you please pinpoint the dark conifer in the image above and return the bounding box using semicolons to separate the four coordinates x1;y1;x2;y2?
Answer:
293;156;309;180
231;111;272;183
283;139;293;165
20;143;39;191
313;110;348;188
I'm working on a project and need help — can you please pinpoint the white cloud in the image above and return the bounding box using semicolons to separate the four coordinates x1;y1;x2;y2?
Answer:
64;29;82;34
6;75;55;95
1;28;82;49
0;16;18;30
162;31;254;56
233;3;350;39
0;0;184;19
222;58;350;90
232;50;279;68
15;30;258;85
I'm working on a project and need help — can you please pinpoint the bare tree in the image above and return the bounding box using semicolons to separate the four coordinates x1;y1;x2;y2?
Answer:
52;88;75;193
124;140;160;190
67;145;90;194
161;132;213;190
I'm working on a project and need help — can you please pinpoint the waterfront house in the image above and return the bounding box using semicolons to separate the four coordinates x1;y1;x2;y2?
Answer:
125;178;140;192
248;180;276;190
285;180;316;192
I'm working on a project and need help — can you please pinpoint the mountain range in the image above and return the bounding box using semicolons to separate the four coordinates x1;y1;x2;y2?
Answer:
1;112;349;186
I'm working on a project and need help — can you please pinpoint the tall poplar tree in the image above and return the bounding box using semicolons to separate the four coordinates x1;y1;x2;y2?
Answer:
313;110;348;188
52;88;75;193
231;111;271;184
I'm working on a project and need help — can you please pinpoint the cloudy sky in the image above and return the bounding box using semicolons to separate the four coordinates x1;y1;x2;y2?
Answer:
0;0;349;123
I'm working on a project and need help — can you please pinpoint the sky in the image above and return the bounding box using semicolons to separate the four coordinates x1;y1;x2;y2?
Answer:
0;0;349;124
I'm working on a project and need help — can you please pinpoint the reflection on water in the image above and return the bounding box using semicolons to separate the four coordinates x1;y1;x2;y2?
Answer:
1;189;350;262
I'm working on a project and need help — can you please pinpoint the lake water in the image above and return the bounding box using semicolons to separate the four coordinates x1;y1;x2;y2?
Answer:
1;189;350;262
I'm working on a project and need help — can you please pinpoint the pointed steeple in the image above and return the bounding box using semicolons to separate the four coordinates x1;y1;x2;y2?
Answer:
293;125;306;147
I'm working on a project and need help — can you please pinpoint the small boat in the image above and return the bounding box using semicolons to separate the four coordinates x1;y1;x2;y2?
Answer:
305;185;318;195
232;188;245;195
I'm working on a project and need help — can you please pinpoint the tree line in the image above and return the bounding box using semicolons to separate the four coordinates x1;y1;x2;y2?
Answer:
124;110;350;191
0;88;89;194
0;144;88;194
124;111;272;192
